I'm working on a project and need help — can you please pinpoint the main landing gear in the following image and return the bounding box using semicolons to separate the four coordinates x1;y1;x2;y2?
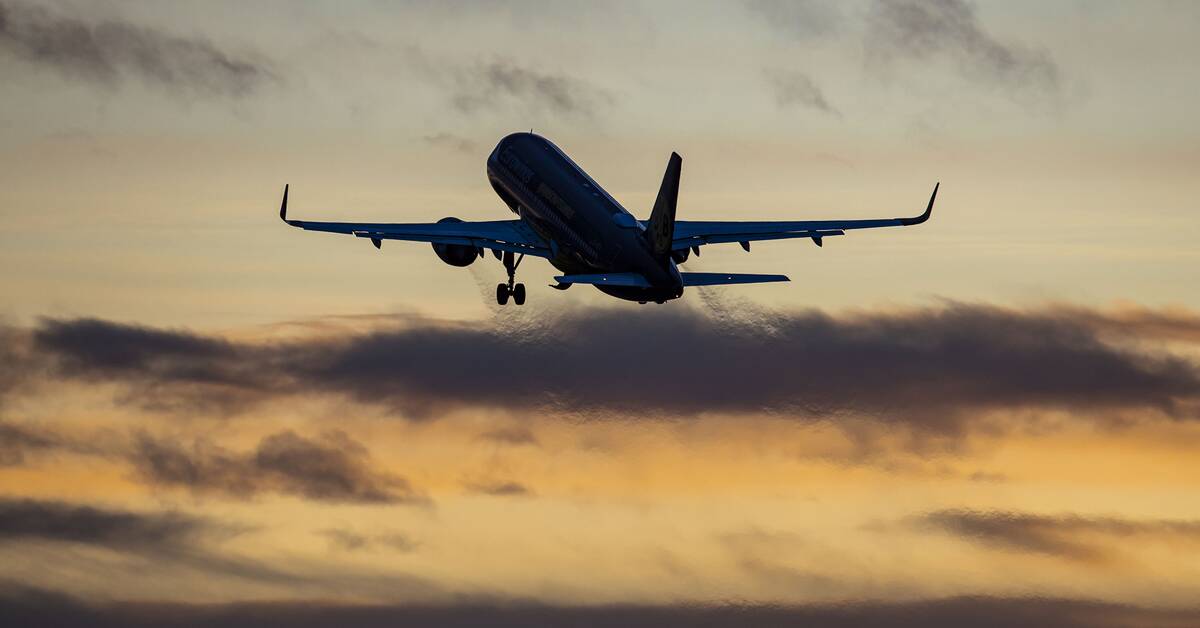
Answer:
496;251;526;305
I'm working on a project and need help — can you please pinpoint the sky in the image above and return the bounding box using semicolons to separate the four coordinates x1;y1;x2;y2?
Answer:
1;1;1199;625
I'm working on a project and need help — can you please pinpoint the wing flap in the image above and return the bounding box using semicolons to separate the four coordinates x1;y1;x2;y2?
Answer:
681;272;790;286
553;273;652;288
671;229;845;250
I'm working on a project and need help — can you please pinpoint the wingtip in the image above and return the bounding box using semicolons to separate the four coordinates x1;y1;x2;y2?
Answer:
279;184;289;223
900;182;938;226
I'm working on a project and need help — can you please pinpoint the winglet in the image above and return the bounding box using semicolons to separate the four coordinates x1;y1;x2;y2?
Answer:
279;184;290;223
900;182;938;226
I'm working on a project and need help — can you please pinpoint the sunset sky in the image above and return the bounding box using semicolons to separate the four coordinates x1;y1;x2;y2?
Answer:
2;1;1200;626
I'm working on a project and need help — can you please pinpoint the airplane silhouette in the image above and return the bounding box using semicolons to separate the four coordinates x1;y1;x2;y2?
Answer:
280;132;936;305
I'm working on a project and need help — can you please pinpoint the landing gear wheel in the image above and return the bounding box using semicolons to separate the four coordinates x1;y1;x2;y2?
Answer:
497;251;525;307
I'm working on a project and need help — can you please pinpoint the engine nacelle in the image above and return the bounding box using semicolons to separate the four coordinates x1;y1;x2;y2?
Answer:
670;248;690;264
431;217;479;267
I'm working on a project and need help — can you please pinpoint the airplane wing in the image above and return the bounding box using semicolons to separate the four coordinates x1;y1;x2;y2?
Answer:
277;185;553;258
665;183;938;252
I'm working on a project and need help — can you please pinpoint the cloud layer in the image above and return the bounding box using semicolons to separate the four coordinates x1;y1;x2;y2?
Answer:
17;303;1200;430
0;584;1196;628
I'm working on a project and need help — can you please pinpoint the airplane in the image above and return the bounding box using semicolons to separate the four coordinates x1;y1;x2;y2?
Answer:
279;132;937;305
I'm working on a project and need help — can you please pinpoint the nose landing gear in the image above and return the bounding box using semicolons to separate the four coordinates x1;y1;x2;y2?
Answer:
495;251;526;305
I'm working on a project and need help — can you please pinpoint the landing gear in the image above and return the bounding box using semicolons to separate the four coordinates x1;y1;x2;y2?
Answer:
495;251;526;306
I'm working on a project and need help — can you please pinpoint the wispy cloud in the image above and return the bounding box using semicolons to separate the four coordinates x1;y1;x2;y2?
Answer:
463;480;532;497
764;69;839;116
0;1;278;97
0;497;299;584
744;0;842;39
0;421;60;466
421;132;478;154
478;427;540;447
866;0;1060;97
917;509;1200;563
132;430;427;505
320;528;419;553
451;59;613;118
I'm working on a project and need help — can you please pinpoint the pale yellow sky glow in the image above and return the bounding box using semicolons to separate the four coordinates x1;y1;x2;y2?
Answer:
1;1;1200;626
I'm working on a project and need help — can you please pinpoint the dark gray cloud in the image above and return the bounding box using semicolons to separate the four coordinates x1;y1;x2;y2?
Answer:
0;414;122;467
0;1;277;97
866;0;1059;95
0;498;302;583
452;59;612;117
132;430;425;505
21;303;1200;432
764;69;839;115
32;317;265;415
918;509;1200;563
0;326;37;408
0;421;60;466
0;497;213;552
1;583;1197;628
320;529;418;553
0;499;434;590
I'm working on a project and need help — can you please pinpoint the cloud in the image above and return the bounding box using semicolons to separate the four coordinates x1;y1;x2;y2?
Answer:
320;529;418;553
0;499;437;592
464;480;532;497
478;427;539;446
421;132;478;154
917;509;1200;563
0;421;61;466
451;59;613;117
22;303;1200;432
131;430;426;505
0;326;38;408
744;0;842;39
31;317;270;415
0;497;302;584
866;0;1060;96
764;69;839;115
0;583;1197;628
0;497;217;552
0;1;277;97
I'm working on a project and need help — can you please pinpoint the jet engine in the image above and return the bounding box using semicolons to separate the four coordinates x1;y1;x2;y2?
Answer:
431;217;479;267
670;248;690;264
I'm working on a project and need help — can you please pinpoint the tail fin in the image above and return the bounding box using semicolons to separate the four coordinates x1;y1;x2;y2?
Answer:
646;152;681;259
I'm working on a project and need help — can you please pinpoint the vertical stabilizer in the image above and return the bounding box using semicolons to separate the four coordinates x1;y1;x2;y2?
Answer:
646;152;681;259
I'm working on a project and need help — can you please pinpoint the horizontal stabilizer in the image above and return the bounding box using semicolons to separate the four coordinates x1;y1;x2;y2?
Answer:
681;272;789;287
553;273;652;288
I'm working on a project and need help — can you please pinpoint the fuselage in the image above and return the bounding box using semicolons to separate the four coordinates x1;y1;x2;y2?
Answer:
486;133;683;302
